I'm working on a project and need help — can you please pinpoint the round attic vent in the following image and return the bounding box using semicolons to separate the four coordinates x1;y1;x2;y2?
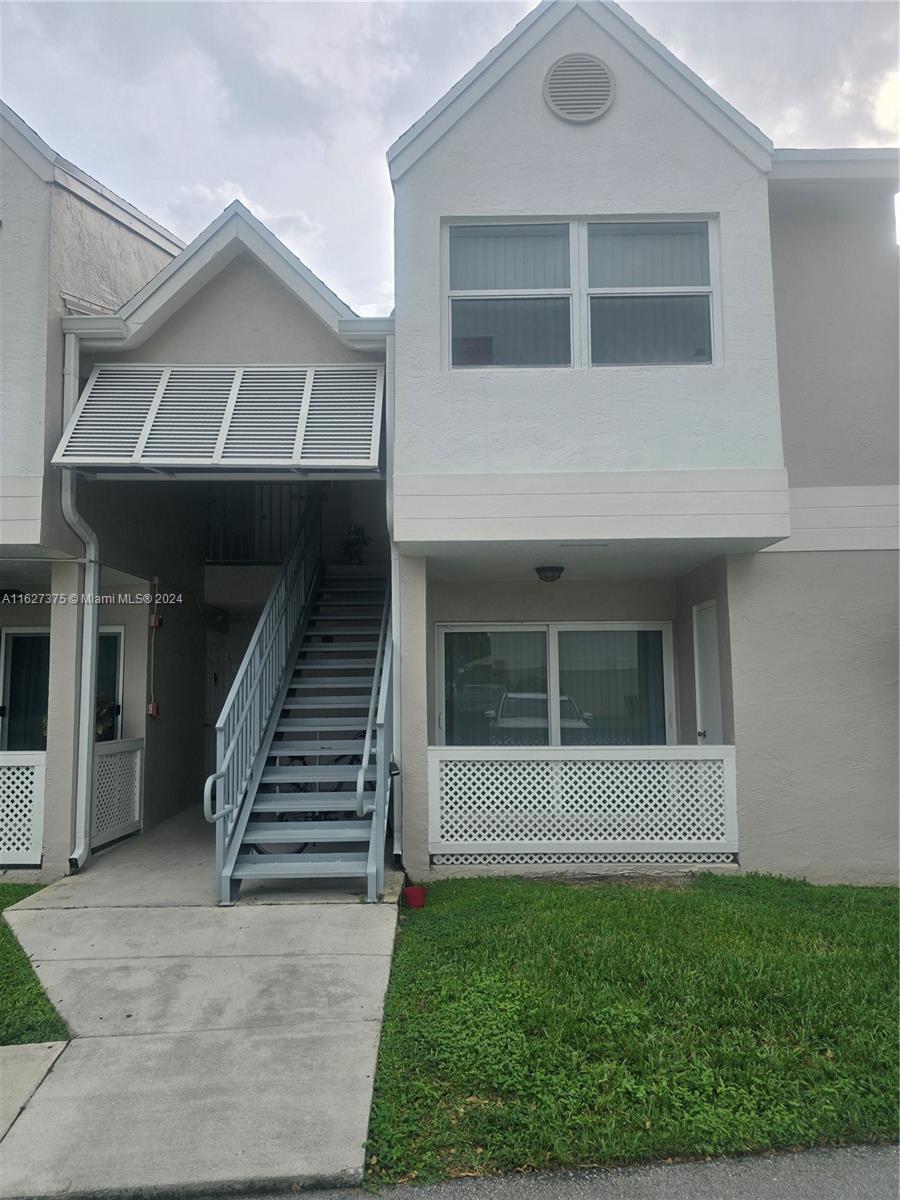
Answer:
544;54;615;123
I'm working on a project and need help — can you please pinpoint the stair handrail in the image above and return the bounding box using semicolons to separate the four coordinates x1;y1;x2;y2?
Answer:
356;595;390;818
203;497;320;875
365;625;393;900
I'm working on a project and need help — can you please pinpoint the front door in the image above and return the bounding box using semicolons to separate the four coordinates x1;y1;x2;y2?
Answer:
692;600;723;744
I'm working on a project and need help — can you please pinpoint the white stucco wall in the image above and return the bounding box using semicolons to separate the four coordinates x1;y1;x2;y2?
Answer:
769;179;899;488
0;142;51;545
392;5;784;484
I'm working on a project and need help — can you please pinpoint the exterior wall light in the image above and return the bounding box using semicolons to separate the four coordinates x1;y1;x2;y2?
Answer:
535;565;564;583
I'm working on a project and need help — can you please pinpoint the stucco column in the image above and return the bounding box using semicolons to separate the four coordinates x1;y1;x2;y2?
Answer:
41;559;83;878
397;553;430;876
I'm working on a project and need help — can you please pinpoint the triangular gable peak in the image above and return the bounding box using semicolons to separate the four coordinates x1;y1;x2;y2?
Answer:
86;200;357;352
387;0;773;180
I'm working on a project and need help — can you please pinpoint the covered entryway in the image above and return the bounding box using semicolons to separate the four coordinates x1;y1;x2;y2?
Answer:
40;199;396;893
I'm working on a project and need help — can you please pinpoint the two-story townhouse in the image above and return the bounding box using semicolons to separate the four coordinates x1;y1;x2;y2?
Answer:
0;102;181;877
389;1;898;885
1;1;896;900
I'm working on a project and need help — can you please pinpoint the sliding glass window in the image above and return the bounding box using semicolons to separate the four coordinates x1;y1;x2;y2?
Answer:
439;624;673;747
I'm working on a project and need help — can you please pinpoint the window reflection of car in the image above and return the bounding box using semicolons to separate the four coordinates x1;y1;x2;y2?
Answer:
454;683;505;713
485;692;592;740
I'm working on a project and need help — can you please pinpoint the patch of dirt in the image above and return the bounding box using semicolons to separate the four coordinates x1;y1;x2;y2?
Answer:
549;873;695;891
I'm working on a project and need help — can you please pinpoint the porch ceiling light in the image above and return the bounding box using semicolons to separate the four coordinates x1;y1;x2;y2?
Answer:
535;565;564;583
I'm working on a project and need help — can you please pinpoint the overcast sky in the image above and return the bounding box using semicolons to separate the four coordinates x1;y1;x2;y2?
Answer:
2;1;897;314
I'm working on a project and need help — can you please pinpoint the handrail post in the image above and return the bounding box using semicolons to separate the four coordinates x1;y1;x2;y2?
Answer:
356;597;390;818
364;620;393;900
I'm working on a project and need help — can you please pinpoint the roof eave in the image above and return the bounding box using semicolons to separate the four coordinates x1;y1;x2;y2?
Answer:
770;147;899;183
1;100;183;255
62;201;361;352
337;316;394;351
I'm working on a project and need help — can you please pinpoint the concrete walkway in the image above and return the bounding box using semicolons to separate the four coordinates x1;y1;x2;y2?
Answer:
0;809;399;1200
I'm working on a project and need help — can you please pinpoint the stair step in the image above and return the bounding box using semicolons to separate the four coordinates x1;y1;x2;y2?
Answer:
281;697;370;709
277;717;369;730
243;819;372;844
232;852;368;880
268;739;365;755
309;615;381;623
300;641;378;651
295;659;376;670
253;794;367;813
320;582;386;590
289;681;374;691
313;602;383;610
261;765;376;783
305;627;383;637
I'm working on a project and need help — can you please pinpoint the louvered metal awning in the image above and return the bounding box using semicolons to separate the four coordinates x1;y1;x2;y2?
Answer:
53;363;384;471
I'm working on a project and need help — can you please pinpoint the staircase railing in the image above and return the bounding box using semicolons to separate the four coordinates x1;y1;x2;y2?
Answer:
364;608;393;902
203;496;320;895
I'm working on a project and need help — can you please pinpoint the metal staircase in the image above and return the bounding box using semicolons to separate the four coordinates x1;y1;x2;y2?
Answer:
204;509;393;904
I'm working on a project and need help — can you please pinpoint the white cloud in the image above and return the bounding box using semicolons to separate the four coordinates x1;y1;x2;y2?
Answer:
161;181;325;260
871;69;899;138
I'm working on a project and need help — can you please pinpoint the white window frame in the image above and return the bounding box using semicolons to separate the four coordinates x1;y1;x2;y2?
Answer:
444;215;721;370
0;626;125;749
446;221;575;370
435;621;676;747
0;628;50;751
98;625;126;741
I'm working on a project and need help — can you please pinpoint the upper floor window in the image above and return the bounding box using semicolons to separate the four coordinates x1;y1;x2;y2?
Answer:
588;222;712;365
448;218;714;369
449;224;572;367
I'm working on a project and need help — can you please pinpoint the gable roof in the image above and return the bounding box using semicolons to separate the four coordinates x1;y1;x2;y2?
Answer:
386;0;773;181
0;99;183;255
64;200;360;351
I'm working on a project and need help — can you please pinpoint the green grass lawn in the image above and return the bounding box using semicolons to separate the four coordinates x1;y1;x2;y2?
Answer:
368;874;898;1183
0;884;68;1046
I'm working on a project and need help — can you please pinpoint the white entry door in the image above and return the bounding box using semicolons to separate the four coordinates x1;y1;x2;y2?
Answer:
692;600;723;744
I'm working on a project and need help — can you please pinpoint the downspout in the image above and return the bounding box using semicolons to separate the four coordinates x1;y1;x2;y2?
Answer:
61;331;99;871
384;331;403;856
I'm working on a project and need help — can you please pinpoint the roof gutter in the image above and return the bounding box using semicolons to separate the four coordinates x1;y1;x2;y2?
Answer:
61;331;99;872
337;316;394;351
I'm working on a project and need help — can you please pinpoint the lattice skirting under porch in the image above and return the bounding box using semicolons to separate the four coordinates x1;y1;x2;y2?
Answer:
432;851;739;867
0;753;46;866
427;746;739;859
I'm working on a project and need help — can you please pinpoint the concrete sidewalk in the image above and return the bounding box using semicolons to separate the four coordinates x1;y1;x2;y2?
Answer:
0;810;399;1200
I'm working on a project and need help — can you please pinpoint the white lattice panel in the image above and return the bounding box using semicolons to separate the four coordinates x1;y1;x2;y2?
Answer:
92;740;143;849
428;747;737;855
433;852;737;866
0;753;46;866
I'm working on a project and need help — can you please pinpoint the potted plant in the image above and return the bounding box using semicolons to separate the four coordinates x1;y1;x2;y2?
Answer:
342;523;370;565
